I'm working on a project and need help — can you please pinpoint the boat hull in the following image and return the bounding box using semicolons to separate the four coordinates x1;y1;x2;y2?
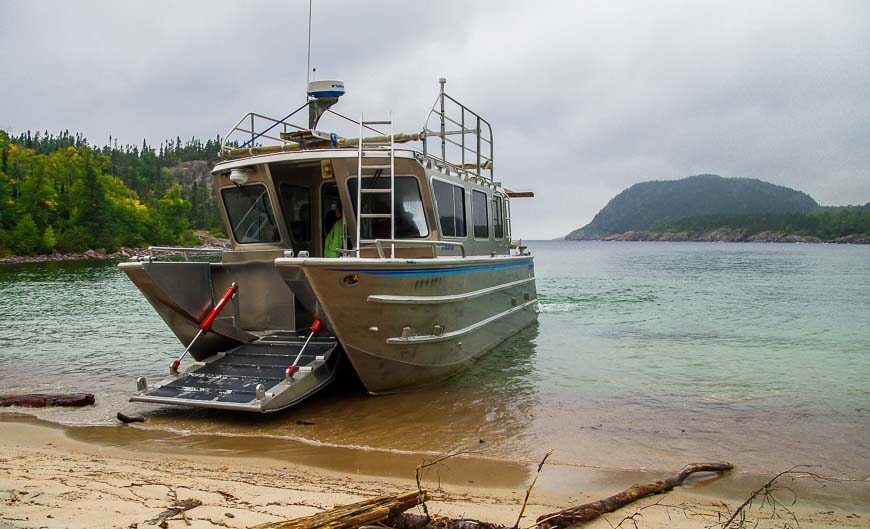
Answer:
118;261;253;358
275;255;538;393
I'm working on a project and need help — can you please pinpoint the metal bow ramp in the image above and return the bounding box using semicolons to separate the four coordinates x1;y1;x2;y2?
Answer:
131;332;340;412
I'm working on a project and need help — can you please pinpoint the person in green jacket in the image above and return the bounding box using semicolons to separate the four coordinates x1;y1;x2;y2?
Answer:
323;205;344;258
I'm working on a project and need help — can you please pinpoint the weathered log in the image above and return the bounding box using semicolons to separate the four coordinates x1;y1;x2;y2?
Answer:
265;463;732;529
385;462;733;529
0;393;95;408
252;490;428;529
535;462;734;528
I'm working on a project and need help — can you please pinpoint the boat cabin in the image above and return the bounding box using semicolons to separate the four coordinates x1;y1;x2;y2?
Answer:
213;151;512;259
212;79;524;261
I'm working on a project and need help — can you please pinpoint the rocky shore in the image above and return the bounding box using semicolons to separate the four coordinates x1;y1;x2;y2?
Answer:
0;247;149;265
567;229;870;244
0;236;232;265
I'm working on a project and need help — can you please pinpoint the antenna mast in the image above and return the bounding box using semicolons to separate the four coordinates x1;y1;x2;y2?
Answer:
306;0;313;85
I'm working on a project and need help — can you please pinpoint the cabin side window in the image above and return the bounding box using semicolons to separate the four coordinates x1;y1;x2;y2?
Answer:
221;184;280;244
493;195;505;239
432;179;467;238
472;189;489;239
347;176;429;239
504;197;511;240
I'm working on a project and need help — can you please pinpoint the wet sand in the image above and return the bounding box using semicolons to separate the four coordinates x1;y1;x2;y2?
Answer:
1;415;867;529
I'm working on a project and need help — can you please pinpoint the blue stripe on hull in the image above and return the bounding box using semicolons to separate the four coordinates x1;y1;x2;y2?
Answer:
328;261;533;277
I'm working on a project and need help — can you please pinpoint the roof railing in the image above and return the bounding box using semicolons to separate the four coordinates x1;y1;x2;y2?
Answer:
220;103;310;155
422;78;494;181
219;80;494;182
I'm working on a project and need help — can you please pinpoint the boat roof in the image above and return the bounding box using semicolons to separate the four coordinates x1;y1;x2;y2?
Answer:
212;147;420;174
218;81;496;183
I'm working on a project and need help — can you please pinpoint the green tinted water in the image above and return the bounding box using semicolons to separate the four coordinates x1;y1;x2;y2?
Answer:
1;242;867;478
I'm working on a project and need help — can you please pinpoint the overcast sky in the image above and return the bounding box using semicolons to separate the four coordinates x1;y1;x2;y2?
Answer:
2;0;868;238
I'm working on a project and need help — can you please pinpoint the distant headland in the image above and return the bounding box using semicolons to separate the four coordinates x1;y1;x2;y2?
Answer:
566;174;870;244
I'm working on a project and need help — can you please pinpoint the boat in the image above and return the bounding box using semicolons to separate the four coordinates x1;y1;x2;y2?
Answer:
121;78;538;412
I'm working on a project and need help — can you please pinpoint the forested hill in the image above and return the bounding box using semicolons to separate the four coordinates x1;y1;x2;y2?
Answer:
0;129;224;256
566;174;869;242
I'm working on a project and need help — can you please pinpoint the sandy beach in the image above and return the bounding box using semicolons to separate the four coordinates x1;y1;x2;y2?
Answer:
1;416;867;529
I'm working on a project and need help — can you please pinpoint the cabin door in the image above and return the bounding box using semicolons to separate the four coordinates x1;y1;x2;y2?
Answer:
277;182;312;254
321;182;343;256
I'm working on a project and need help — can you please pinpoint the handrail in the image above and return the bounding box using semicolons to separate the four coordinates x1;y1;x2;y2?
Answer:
372;239;466;259
147;246;225;262
220;104;309;155
421;79;494;181
218;81;495;183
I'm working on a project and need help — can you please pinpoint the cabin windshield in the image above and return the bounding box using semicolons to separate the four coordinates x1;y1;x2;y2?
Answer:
221;184;280;244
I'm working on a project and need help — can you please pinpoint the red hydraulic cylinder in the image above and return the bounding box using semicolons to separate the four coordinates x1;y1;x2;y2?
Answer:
199;282;239;333
170;282;238;374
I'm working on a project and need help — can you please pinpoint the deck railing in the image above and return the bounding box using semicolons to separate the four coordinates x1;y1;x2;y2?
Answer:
143;246;225;262
373;239;466;259
219;81;494;182
421;78;494;181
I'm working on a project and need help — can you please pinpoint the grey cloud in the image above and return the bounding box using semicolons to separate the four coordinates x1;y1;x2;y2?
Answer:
2;0;868;238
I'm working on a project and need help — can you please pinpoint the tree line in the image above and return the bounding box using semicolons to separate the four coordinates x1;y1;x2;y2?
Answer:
0;129;226;256
654;208;870;239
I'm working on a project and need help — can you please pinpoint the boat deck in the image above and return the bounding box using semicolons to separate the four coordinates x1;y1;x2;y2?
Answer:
131;332;340;412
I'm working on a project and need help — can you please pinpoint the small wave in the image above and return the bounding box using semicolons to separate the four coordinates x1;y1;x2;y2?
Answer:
140;425;445;457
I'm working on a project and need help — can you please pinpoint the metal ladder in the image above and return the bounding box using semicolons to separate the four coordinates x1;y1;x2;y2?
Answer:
355;113;396;257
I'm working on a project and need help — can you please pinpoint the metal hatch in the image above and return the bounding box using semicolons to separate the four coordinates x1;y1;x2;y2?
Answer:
131;332;340;413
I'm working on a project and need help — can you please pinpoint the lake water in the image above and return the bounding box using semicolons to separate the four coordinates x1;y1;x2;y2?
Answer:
1;241;868;481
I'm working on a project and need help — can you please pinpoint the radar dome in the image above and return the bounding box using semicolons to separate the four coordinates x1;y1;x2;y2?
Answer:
307;80;345;99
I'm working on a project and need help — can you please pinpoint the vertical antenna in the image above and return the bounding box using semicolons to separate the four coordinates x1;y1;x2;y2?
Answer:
306;0;313;85
439;77;446;162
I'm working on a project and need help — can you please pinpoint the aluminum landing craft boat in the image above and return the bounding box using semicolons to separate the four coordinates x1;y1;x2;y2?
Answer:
122;79;537;412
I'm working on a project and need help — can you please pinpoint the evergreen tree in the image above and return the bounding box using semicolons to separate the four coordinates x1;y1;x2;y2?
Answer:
71;149;109;249
0;128;228;255
12;213;41;255
42;225;57;252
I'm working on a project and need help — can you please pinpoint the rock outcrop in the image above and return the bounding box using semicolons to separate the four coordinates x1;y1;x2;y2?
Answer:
584;230;866;244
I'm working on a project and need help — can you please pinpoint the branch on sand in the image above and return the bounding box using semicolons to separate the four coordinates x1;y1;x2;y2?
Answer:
534;462;733;528
145;498;202;525
264;462;733;529
415;449;482;522
717;465;831;529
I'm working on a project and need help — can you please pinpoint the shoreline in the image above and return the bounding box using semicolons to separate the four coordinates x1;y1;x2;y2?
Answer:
565;230;870;244
0;247;150;265
0;239;232;265
1;414;867;529
3;234;868;266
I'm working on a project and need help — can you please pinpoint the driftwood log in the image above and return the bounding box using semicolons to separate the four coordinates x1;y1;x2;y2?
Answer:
252;490;428;529
0;393;95;408
278;462;732;529
390;463;733;529
534;462;733;528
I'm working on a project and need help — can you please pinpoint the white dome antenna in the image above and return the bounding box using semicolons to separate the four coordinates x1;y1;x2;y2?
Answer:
307;80;345;129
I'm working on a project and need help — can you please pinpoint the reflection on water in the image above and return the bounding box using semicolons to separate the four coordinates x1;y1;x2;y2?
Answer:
1;242;869;480
135;323;543;462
